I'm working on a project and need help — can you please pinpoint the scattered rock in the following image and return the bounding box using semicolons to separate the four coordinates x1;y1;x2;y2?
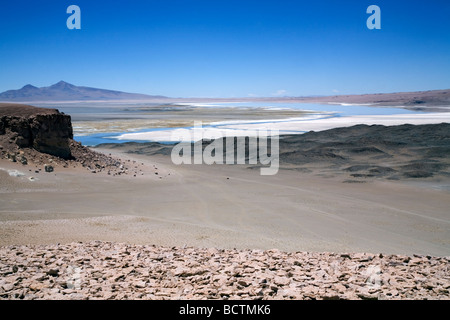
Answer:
7;152;16;162
2;284;14;292
357;292;379;300
46;269;59;277
133;281;146;289
0;241;448;300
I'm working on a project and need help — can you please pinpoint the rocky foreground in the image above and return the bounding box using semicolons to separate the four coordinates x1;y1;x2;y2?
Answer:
0;241;449;300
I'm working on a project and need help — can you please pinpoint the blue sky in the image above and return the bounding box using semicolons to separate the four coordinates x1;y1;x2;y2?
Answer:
0;0;449;97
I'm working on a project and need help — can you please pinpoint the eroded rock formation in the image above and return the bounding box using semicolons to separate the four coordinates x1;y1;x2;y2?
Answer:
0;103;73;159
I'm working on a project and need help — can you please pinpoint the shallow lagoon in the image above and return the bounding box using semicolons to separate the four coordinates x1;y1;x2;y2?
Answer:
36;101;422;146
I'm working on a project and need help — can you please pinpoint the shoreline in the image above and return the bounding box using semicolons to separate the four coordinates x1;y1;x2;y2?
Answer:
114;112;450;143
28;99;447;144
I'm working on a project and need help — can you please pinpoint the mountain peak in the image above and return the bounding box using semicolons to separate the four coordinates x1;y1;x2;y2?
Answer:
51;81;75;88
21;84;38;90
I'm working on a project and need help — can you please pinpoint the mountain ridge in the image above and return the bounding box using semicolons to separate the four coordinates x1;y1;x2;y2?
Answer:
0;81;168;102
1;82;449;109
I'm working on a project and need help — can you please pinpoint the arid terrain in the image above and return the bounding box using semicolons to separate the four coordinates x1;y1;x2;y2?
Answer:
1;241;448;300
1;103;449;300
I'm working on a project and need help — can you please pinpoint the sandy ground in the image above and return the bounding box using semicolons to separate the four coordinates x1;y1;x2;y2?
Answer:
1;146;449;257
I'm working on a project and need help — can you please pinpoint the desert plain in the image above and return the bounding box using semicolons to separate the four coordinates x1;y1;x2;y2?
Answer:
0;101;449;300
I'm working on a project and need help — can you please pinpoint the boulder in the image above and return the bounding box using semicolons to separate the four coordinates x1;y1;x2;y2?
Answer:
30;114;73;159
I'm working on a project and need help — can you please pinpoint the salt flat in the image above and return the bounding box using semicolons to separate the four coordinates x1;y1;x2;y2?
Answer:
115;112;450;142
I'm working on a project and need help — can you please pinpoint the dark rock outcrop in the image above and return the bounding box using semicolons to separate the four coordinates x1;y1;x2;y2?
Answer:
0;103;127;175
0;103;73;159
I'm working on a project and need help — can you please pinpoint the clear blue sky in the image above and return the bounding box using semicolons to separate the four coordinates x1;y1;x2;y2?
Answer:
1;0;449;97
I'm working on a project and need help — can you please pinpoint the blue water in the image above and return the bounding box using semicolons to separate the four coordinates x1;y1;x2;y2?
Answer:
37;101;422;146
76;128;180;146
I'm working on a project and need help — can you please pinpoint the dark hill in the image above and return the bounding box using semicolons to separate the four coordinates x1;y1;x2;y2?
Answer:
0;81;167;102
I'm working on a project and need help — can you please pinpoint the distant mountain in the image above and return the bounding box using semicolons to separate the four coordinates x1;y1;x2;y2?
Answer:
0;81;168;101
